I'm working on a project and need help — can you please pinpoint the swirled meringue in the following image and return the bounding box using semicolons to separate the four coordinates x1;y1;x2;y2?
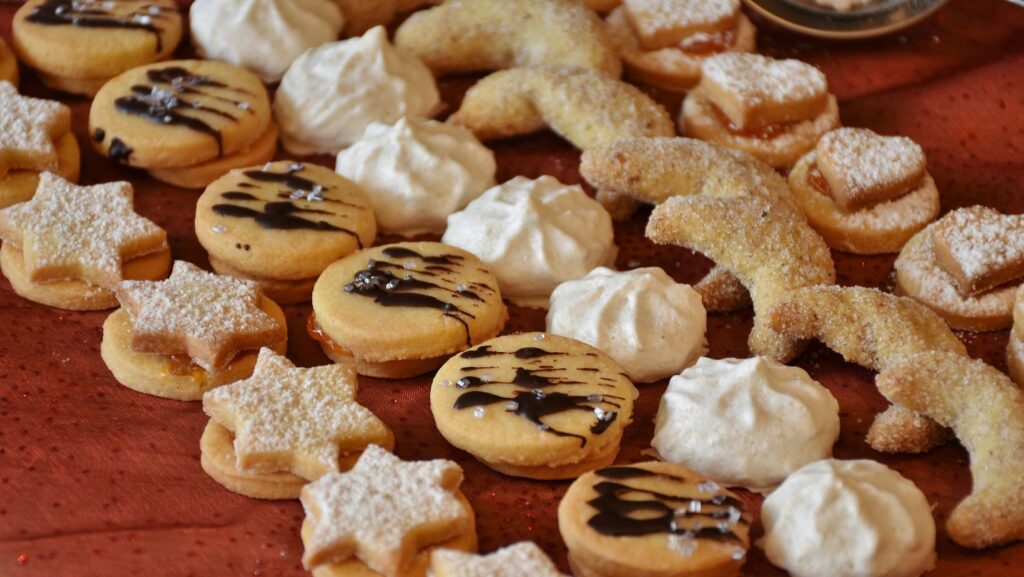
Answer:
274;26;441;155
335;117;496;236
190;0;345;83
652;356;840;491
442;176;616;308
547;267;706;382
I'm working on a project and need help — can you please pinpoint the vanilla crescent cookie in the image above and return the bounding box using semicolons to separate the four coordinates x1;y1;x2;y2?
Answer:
430;332;638;480
300;445;475;575
449;66;674;149
332;0;440;37
766;285;966;454
895;208;1020;332
90;60;272;170
877;352;1024;549
1010;288;1024;387
558;461;752;577
394;0;621;77
646;194;835;362
430;542;568;577
196;161;377;304
0;172;170;311
0;37;19;87
102;261;287;400
681;53;839;168
201;348;392;499
311;242;507;379
12;0;182;96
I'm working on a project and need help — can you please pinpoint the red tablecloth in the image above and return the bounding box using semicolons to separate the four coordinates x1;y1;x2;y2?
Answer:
1;1;1023;575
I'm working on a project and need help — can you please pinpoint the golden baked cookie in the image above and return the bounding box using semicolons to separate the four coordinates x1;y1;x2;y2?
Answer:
680;53;839;168
394;0;622;77
310;242;507;379
333;0;441;37
146;122;279;190
584;0;622;11
430;542;568;577
605;5;755;90
895;208;1020;332
102;261;288;400
90;60;271;168
12;0;182;96
196;161;377;304
0;131;80;210
558;461;752;577
200;348;393;499
0;172;170;310
0;37;19;87
430;332;638;480
449;66;674;148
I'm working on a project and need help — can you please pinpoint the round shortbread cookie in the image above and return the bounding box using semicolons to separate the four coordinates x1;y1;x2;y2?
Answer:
12;0;182;95
147;122;279;190
681;87;839;168
896;221;1017;332
90;59;271;168
0;242;170;311
605;8;756;91
311;242;507;379
100;298;287;401
0;131;80;209
196;161;377;298
789;152;940;255
430;332;637;480
0;37;18;86
558;461;751;577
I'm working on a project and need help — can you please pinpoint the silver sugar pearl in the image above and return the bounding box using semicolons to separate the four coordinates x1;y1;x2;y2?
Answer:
505;401;519;412
587;394;603;402
532;333;545;341
698;480;720;494
439;379;452;388
403;260;416;270
473;406;486;419
731;548;746;561
211;224;226;234
688;500;702;514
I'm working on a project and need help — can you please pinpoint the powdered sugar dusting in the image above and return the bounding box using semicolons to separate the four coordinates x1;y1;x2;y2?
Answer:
0;172;165;287
300;445;467;572
623;0;739;46
701;53;826;107
817;128;925;203
0;81;69;175
933;207;1024;282
431;542;568;577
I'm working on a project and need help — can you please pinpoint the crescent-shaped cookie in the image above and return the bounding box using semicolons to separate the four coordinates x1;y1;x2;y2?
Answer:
394;0;622;77
877;351;1024;549
766;285;966;453
646;195;835;361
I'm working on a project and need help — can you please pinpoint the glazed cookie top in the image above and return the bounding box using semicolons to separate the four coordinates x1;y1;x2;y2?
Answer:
558;460;751;572
430;332;637;465
195;161;377;280
13;0;182;79
90;60;271;168
311;242;506;363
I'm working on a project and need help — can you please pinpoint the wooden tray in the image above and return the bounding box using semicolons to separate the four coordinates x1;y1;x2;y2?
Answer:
2;1;1024;575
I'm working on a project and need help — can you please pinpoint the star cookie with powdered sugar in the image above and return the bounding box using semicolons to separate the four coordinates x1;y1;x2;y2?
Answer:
300;445;471;575
431;542;569;577
0;81;71;179
203;348;391;480
0;172;166;287
116;261;285;371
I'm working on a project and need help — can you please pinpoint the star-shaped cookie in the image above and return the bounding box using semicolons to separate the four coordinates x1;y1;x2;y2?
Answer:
0;172;167;287
300;444;470;575
203;348;391;480
116;261;285;371
431;542;569;577
0;81;71;179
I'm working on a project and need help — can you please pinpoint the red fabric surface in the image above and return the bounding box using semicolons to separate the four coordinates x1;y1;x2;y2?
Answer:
1;1;1024;575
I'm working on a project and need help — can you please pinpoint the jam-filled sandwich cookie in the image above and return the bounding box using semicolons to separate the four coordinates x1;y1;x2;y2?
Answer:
681;53;839;168
0;172;169;310
430;332;638;480
605;0;756;91
0;37;18;86
200;348;392;500
310;242;507;379
558;461;752;577
12;0;182;96
896;206;1024;331
430;542;568;577
101;261;288;401
300;445;477;577
789;127;939;254
0;82;80;209
196;161;377;304
90;60;276;189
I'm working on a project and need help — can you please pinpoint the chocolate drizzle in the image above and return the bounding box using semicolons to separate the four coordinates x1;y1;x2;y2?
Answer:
450;342;626;445
108;137;132;164
586;466;748;542
26;0;174;52
342;247;494;345
210;163;364;246
113;66;253;156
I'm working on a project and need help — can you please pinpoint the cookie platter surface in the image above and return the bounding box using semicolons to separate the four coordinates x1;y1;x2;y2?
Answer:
1;0;1024;576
